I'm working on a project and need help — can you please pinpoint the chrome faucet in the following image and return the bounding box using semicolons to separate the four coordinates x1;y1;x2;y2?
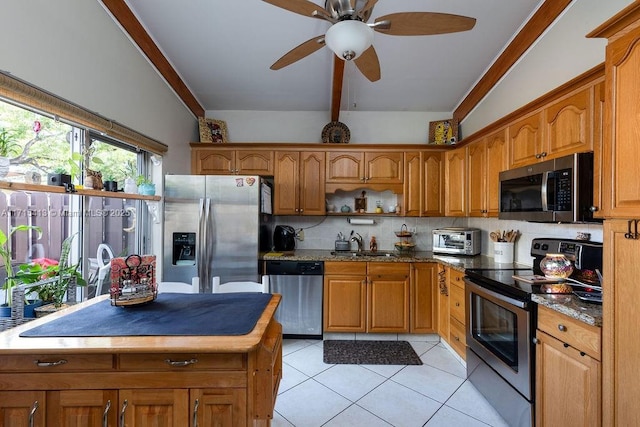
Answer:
351;232;364;252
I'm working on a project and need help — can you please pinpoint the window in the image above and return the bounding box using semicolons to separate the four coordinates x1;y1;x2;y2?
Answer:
0;99;155;302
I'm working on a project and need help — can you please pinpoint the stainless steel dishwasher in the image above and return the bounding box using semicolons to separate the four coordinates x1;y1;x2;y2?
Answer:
265;260;324;339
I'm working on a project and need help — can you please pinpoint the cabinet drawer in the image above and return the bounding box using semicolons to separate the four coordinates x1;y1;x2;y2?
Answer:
449;282;466;322
0;354;114;372
537;305;601;360
448;269;465;289
119;353;246;371
324;261;367;275
449;316;467;359
368;262;410;277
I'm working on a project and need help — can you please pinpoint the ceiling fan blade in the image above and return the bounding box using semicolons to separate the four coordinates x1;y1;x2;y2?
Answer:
270;36;326;70
262;0;331;20
357;0;378;20
354;45;381;82
374;12;476;36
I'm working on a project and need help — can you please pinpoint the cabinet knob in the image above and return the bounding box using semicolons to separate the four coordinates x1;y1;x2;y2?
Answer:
589;206;599;212
454;335;460;341
541;152;547;157
535;153;542;159
558;324;567;332
532;337;540;345
455;302;460;307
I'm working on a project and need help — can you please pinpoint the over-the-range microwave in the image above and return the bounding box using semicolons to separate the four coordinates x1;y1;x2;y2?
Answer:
499;152;598;223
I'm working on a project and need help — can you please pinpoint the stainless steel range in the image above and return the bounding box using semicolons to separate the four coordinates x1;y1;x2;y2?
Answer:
464;238;603;427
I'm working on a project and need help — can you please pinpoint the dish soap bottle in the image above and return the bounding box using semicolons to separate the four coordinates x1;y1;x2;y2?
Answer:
369;236;378;253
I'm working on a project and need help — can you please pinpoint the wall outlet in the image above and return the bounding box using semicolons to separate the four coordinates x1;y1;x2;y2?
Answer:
296;229;304;241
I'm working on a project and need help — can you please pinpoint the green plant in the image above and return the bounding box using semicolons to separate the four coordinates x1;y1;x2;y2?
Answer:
16;233;86;308
52;166;68;175
136;175;152;186
0;128;22;158
0;225;42;307
104;174;116;182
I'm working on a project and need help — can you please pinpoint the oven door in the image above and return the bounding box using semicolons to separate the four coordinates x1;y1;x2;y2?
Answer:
465;279;533;400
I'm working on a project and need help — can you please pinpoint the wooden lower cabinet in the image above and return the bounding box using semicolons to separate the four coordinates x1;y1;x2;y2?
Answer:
410;263;437;333
447;269;466;359
535;305;601;427
323;262;411;333
437;264;449;338
48;390;118;426
120;389;190;426
0;391;45;426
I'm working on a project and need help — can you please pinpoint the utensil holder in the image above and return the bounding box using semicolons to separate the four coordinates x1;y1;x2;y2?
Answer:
494;242;514;263
335;240;350;251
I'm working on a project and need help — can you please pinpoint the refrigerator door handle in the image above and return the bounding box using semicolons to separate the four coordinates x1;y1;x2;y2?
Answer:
202;198;213;291
197;198;206;287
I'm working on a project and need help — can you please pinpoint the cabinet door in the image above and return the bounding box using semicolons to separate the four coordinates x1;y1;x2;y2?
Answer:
299;151;325;215
602;26;640;216
192;149;234;175
422;151;444;216
444;147;467;217
235;150;274;176
592;81;605;218
535;330;601;427
326;151;364;183
47;390;117;427
485;128;508;216
273;151;299;215
544;88;592;158
509;112;543;168
119;389;190;427
411;263;437;333
367;263;410;333
403;151;421;217
0;391;45;427
467;140;487;217
437;265;449;338
192;388;247;427
364;152;403;184
603;219;640;426
324;273;366;332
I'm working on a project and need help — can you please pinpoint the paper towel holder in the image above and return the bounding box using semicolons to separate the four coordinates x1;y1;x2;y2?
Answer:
348;218;375;225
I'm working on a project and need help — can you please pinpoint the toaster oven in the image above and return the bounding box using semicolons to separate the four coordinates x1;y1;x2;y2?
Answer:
433;228;481;255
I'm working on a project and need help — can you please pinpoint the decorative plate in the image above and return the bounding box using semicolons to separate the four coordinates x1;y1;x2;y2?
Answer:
322;121;350;144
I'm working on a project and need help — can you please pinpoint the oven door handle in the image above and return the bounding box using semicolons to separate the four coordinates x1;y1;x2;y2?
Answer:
465;279;528;309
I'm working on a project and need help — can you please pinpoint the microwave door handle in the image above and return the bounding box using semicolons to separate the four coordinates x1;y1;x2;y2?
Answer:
541;171;551;211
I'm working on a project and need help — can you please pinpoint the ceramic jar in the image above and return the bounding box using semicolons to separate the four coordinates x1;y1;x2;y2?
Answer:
540;253;573;279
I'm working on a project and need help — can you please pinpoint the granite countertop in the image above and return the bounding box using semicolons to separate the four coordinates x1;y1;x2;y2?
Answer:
531;294;602;327
261;249;602;327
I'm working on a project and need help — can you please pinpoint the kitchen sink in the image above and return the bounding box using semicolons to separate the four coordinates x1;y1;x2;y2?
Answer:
331;251;397;258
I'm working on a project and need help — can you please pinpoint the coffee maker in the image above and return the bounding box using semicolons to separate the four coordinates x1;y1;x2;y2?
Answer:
273;225;296;251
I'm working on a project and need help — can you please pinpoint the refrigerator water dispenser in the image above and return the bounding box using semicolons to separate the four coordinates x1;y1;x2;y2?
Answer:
173;232;196;266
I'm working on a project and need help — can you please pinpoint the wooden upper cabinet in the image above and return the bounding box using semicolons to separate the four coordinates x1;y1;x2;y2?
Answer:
593;8;640;217
273;151;325;215
191;148;274;175
509;112;543;168
544;88;592;158
444;147;467;217
485;129;508;216
467;140;487;218
326;151;364;183
404;151;443;217
592;80;605;218
326;151;402;184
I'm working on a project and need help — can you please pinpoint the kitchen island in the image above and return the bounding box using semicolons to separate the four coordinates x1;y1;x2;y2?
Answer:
0;293;282;427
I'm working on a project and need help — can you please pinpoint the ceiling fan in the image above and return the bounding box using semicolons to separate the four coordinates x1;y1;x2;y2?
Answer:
265;0;477;83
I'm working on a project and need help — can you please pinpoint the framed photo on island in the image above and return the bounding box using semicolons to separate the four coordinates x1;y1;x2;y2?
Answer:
428;118;459;145
198;117;228;143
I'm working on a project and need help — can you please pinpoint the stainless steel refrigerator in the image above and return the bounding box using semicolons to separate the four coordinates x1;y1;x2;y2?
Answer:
163;175;273;292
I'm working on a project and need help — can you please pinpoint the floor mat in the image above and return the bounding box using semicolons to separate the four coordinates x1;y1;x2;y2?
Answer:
323;340;423;365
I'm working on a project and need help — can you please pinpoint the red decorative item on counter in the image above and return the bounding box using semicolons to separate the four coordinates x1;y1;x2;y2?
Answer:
109;254;157;306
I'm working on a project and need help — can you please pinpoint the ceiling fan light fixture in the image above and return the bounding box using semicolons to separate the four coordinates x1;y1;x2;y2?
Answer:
325;20;373;61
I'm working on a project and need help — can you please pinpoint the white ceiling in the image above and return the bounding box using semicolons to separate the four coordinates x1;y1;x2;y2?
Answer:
122;0;543;114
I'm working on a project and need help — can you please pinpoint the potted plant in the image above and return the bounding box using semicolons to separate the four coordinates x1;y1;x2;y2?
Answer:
0;225;43;317
103;173;118;192
0;128;21;179
136;175;155;195
16;233;86;314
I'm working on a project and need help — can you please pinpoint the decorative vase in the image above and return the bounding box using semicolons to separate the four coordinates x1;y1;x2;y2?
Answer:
138;183;156;196
124;177;137;194
540;253;574;279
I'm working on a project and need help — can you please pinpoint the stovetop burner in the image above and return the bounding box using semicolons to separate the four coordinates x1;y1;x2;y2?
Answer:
465;268;537;300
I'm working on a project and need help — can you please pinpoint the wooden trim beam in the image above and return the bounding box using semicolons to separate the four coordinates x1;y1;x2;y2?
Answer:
331;58;345;122
453;0;572;125
100;0;205;118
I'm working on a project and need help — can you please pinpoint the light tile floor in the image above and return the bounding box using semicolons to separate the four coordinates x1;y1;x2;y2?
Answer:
273;338;510;427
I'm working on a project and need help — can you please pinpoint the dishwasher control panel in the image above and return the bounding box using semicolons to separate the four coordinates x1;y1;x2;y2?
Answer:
265;260;324;275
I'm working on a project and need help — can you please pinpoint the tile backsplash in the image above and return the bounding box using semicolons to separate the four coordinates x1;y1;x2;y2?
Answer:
273;216;603;267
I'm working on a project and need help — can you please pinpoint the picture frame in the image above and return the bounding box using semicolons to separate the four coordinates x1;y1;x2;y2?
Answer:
428;118;459;145
198;117;228;143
